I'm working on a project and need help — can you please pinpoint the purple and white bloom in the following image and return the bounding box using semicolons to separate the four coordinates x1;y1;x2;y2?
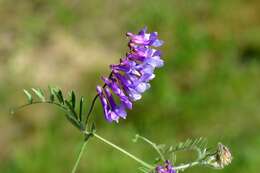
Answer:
156;160;176;173
96;27;164;122
127;27;164;47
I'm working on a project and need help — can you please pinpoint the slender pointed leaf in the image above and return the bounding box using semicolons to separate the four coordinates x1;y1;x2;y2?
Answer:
65;100;78;120
57;90;64;104
64;113;81;130
48;86;55;102
172;137;207;153
71;90;76;109
79;97;84;122
23;89;33;104
31;88;45;102
53;88;64;104
50;93;54;102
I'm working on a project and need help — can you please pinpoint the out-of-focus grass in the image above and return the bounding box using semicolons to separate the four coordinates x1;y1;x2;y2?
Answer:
0;0;260;172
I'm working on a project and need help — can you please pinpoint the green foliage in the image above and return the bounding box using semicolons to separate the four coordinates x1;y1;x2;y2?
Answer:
133;134;209;166
133;135;214;173
168;137;209;162
15;87;90;131
23;89;33;104
31;88;45;102
133;134;166;163
171;137;208;153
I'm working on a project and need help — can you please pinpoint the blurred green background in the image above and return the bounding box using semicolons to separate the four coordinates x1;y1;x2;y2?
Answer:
0;0;260;172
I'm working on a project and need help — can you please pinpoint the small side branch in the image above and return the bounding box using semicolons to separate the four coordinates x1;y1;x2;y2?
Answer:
133;134;166;162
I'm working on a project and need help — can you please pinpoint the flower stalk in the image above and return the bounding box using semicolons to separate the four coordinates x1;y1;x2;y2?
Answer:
174;161;200;171
85;131;154;170
134;134;166;162
71;140;89;173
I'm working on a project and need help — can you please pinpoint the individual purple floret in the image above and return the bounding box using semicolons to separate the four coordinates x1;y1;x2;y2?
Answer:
96;27;164;122
127;27;164;47
156;160;176;173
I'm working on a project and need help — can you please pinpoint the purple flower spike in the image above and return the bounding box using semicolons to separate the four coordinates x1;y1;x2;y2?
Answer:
156;160;176;173
96;27;164;122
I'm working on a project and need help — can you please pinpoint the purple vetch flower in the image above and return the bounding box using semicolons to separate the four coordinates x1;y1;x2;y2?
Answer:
127;27;164;47
131;46;164;68
96;86;120;122
102;77;132;110
96;27;164;122
156;160;176;173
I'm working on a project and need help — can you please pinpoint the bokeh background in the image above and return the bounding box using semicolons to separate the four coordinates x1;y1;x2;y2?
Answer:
0;0;260;172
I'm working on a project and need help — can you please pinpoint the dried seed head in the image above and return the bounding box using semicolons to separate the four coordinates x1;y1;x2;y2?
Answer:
216;143;232;168
207;143;232;169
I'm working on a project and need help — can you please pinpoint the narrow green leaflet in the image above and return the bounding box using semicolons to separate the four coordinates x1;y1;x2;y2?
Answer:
17;87;88;132
65;100;78;120
71;90;76;109
23;89;33;104
48;86;55;102
65;113;81;130
52;88;64;104
172;137;207;152
79;97;84;122
31;88;46;102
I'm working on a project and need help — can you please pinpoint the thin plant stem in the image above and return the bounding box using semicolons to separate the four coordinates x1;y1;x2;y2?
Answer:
85;131;154;170
71;140;90;173
175;161;200;171
85;94;98;124
85;72;112;125
134;134;166;161
10;101;69;115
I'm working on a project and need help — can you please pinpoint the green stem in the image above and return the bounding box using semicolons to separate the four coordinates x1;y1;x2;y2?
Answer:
71;140;89;173
175;161;200;171
11;101;69;114
86;131;154;170
134;134;166;161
